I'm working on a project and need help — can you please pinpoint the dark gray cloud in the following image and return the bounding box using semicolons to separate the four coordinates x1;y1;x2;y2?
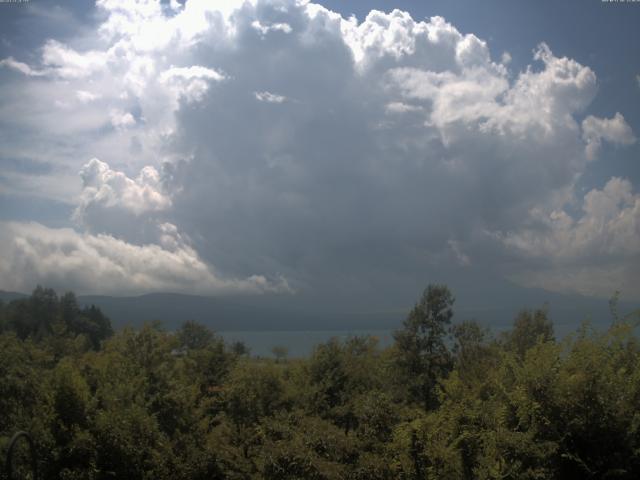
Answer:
0;0;637;302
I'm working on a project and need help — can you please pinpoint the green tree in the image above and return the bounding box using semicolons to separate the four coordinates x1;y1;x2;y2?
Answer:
451;320;495;382
6;286;58;339
78;304;113;349
2;289;112;348
393;284;454;410
306;337;384;432
230;340;250;357
223;360;285;429
49;359;97;477
272;345;289;363
502;307;554;358
178;320;214;350
0;299;6;333
257;412;359;479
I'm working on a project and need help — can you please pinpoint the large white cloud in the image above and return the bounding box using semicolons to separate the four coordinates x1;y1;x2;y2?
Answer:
499;177;640;259
76;158;170;217
582;113;636;160
493;177;640;298
0;221;291;296
0;0;637;301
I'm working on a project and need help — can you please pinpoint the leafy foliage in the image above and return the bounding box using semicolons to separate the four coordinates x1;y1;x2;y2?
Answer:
393;284;455;410
1;285;639;479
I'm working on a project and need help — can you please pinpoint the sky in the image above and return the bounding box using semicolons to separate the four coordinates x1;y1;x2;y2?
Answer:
0;0;639;311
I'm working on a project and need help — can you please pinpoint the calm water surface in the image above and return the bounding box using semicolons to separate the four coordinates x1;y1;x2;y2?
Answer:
218;321;596;358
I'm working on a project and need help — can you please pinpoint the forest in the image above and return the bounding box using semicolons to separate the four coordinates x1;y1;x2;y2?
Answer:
1;285;639;479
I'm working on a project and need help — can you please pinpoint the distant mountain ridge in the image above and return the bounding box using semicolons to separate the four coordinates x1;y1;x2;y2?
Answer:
75;292;401;331
0;290;28;302
2;288;638;334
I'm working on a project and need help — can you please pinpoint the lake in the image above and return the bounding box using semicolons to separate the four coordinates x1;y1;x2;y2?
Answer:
218;319;609;358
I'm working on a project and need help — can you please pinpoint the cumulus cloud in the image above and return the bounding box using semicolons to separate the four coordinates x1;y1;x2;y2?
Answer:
251;20;293;35
0;0;638;302
0;222;291;296
41;40;108;79
163;8;608;298
160;65;226;104
499;177;640;258
109;110;136;129
76;90;102;103
385;101;422;114
582;113;636;160
509;264;640;301
388;42;597;138
341;10;460;67
495;177;640;298
0;41;108;79
0;152;290;295
0;57;48;76
72;157;171;240
254;91;287;103
77;158;169;215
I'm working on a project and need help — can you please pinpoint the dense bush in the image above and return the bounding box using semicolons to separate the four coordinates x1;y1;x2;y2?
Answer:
0;286;639;479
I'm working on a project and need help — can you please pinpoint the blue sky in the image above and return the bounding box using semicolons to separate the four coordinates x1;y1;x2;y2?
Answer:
0;0;638;309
